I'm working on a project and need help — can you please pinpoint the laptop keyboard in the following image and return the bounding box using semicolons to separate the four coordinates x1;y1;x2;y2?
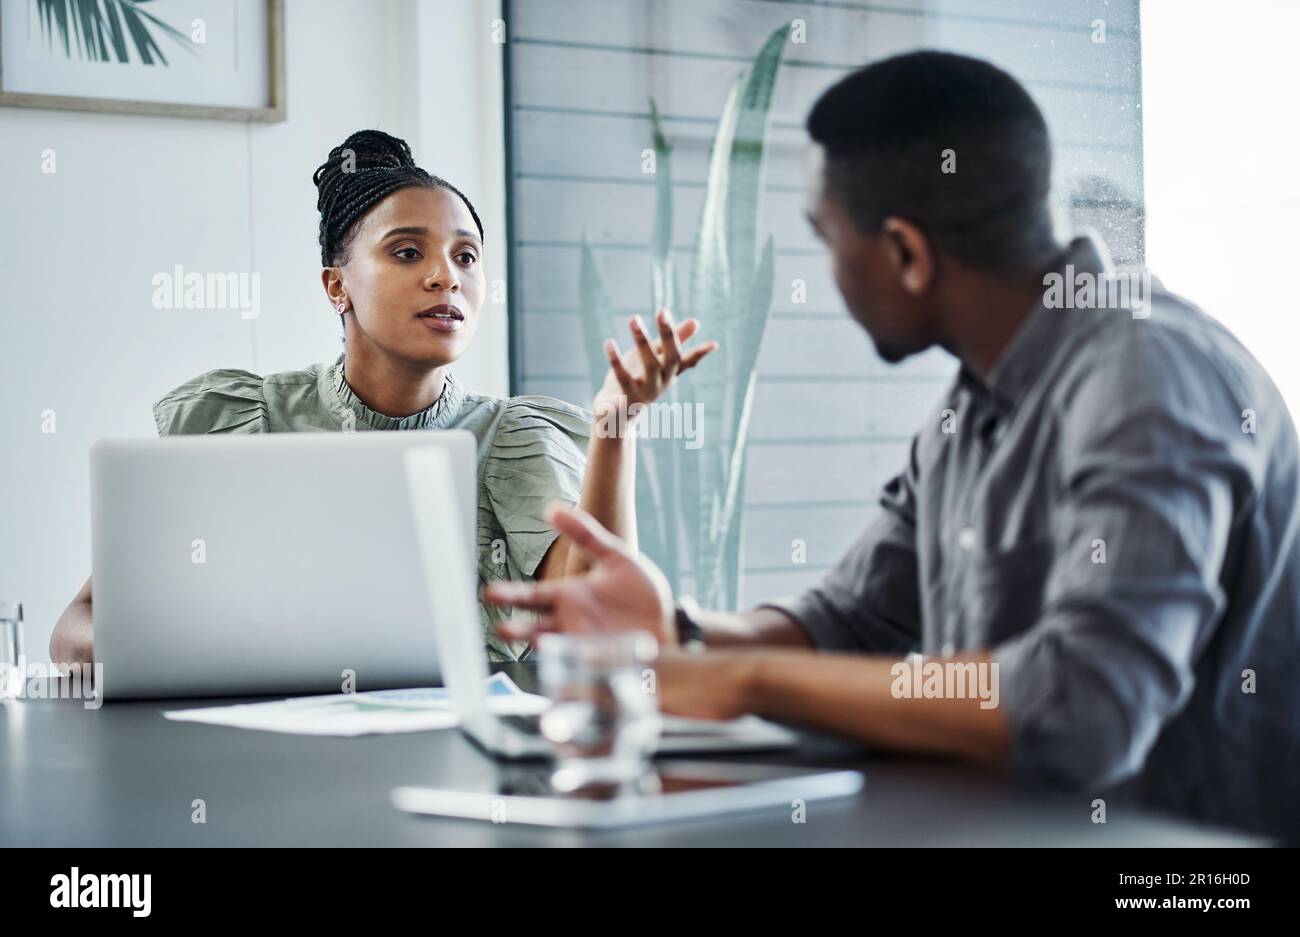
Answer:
501;713;543;735
500;711;747;738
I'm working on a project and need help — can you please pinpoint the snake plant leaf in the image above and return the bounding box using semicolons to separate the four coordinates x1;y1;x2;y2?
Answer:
688;75;743;588
692;29;788;609
728;232;776;443
691;74;743;538
725;25;790;316
649;98;676;316
714;234;776;607
574;27;786;610
644;97;683;589
686;78;740;335
578;233;615;399
580;232;674;583
639;437;678;592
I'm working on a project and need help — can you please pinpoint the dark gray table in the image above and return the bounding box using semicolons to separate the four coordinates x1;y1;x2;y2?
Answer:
1;668;1266;847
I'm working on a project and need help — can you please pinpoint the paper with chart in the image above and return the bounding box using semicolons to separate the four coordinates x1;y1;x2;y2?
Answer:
162;672;549;737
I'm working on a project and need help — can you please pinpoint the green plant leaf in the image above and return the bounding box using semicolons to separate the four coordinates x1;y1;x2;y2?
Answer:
578;233;615;401
637;438;677;593
687;75;742;596
648;97;676;315
100;0;131;62
712;234;775;606
691;28;788;609
130;1;197;57
645;97;682;589
34;0;196;65
37;0;73;57
572;26;787;610
725;25;790;316
686;78;739;334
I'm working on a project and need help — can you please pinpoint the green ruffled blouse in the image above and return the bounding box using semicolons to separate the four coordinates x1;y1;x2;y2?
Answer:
151;352;592;662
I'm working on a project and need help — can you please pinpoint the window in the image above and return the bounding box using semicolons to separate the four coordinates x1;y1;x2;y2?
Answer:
503;0;1143;606
1142;0;1300;418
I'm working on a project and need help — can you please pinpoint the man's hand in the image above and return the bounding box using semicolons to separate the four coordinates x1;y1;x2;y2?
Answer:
654;650;760;720
484;504;678;645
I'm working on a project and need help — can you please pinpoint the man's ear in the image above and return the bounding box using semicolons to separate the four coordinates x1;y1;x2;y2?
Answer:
881;217;935;297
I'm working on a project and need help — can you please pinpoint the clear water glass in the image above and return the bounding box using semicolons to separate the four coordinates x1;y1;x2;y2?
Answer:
0;601;24;700
536;631;661;793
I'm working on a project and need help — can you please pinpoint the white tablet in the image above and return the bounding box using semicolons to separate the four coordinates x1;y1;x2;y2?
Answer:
390;762;864;829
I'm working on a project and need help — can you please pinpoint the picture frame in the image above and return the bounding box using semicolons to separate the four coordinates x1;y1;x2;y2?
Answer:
0;0;284;121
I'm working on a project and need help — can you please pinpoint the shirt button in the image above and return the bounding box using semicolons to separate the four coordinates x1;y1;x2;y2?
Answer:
957;527;977;551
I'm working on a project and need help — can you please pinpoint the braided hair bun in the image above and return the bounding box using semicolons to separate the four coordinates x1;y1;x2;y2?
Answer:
312;129;484;266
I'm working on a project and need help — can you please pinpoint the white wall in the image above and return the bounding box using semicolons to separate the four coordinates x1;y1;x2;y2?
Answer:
1142;0;1300;417
0;0;509;660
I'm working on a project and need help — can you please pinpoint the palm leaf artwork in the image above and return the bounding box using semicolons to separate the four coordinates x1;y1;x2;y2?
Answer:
579;25;789;609
31;0;198;65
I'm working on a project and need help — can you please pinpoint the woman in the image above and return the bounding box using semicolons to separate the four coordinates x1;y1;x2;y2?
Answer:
50;129;715;665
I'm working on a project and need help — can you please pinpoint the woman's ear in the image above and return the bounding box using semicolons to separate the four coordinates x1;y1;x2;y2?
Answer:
321;266;347;310
881;217;935;297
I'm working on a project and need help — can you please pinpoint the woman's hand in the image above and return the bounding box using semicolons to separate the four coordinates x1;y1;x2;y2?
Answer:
593;309;717;422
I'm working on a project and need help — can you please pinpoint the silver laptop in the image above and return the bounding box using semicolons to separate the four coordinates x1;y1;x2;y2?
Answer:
403;447;798;757
91;432;476;699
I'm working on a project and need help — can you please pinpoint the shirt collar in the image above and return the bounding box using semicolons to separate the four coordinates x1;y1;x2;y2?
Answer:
320;353;465;431
976;235;1111;408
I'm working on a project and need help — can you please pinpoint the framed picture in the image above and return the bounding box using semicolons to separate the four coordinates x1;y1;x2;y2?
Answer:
0;0;284;121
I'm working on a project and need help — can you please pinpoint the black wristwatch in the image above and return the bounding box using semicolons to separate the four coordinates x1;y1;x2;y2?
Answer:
673;595;707;650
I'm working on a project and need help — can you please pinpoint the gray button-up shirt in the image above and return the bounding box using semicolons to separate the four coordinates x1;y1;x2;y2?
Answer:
764;237;1300;838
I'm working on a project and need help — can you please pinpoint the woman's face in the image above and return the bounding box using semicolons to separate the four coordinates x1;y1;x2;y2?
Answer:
330;185;484;368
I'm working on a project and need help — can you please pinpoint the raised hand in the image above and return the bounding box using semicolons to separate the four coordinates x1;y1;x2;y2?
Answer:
593;308;718;420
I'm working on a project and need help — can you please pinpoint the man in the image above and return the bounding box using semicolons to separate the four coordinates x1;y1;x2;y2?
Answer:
486;51;1300;838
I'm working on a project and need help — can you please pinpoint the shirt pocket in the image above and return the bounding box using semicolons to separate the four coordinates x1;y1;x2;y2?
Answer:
957;536;1054;645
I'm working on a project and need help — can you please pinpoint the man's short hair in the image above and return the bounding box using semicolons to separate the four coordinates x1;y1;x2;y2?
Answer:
807;50;1057;272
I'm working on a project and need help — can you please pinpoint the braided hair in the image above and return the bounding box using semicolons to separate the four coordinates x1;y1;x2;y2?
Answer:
312;129;484;267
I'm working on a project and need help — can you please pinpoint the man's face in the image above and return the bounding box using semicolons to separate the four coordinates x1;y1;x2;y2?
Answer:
804;144;935;363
